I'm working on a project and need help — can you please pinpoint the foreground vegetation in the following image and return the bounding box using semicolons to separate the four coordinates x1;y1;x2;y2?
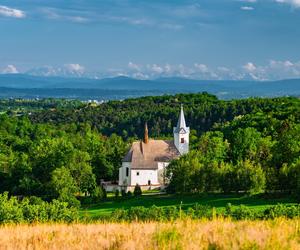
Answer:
0;219;299;249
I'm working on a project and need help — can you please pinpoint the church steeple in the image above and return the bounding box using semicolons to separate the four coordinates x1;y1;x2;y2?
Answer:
173;105;190;155
144;122;149;144
174;104;187;133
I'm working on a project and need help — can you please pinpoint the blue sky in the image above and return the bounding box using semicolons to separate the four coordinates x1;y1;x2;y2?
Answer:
0;0;300;80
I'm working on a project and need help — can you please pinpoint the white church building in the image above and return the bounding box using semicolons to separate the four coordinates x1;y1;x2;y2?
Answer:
118;105;190;191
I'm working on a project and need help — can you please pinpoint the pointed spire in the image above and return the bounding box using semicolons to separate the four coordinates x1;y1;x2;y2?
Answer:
144;122;149;144
176;104;187;129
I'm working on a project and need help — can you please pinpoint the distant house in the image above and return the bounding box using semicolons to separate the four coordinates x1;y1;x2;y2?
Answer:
118;105;190;191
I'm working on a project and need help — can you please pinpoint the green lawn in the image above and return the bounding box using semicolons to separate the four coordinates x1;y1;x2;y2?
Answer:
80;193;297;219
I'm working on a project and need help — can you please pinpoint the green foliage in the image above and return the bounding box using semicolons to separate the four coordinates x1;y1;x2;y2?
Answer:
115;189;120;198
1;93;300;201
110;203;300;222
134;184;142;196
0;192;79;224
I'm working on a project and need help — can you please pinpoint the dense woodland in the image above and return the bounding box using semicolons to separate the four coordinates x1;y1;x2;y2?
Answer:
0;93;300;206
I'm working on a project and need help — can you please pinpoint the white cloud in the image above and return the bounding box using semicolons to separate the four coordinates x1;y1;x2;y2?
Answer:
0;5;26;18
2;65;19;74
239;0;257;3
128;62;141;71
194;63;209;73
241;6;255;10
243;62;257;72
41;7;89;23
64;63;85;72
23;60;300;81
148;64;164;74
275;0;300;8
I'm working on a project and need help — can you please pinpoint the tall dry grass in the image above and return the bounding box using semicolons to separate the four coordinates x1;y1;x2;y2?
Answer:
0;219;299;250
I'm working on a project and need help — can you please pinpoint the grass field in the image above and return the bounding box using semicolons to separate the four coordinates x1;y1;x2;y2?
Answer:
1;219;299;249
81;193;297;219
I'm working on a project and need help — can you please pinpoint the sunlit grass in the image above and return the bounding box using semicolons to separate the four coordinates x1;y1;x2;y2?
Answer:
0;219;299;249
80;193;297;219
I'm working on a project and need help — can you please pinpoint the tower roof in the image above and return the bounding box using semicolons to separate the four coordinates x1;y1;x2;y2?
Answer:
174;104;188;133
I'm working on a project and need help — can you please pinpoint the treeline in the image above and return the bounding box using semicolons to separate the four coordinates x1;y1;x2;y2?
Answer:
29;93;300;139
0;98;82;113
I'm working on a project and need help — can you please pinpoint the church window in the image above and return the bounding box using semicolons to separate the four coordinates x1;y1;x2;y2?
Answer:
126;167;129;177
181;138;185;143
137;172;140;176
148;180;151;185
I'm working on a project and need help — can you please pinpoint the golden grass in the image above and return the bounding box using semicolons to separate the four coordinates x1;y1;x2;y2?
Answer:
0;219;299;250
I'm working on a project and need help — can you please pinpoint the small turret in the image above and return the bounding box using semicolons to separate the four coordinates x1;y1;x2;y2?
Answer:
144;122;149;144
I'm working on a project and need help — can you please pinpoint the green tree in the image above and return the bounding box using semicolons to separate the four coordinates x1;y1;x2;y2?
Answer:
51;167;79;207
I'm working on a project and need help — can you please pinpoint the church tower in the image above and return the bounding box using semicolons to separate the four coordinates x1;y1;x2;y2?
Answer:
173;105;190;155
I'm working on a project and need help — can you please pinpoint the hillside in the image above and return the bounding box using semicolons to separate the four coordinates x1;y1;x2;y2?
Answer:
0;74;300;99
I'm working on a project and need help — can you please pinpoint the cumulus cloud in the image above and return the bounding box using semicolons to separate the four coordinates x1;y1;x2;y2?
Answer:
194;63;209;73
243;62;257;72
64;63;85;72
2;65;19;74
148;64;164;74
275;0;300;8
0;5;26;18
23;60;300;81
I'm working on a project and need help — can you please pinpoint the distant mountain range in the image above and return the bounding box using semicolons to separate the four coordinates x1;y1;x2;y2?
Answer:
0;74;299;100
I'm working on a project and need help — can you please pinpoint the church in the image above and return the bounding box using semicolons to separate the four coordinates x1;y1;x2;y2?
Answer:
118;105;190;191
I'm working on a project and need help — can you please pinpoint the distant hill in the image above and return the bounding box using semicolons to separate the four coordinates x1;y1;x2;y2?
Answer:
0;74;299;100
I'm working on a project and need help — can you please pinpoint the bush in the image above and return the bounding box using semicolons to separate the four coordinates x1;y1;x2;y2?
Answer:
121;189;126;197
134;184;142;196
264;204;300;219
0;193;24;223
0;192;79;224
109;203;300;222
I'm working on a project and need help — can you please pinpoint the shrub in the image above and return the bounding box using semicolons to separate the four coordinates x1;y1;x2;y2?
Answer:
134;184;142;196
0;192;24;223
121;189;126;197
108;203;300;222
0;192;79;224
264;204;300;219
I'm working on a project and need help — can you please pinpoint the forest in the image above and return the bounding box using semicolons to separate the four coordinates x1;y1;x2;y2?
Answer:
0;93;299;209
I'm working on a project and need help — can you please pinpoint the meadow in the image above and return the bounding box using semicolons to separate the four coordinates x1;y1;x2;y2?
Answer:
81;193;297;219
0;219;299;249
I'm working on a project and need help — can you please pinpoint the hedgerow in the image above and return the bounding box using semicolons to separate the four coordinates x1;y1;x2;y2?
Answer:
110;203;300;222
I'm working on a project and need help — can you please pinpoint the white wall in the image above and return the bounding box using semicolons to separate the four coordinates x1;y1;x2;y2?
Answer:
174;129;190;155
130;169;159;186
119;162;131;186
